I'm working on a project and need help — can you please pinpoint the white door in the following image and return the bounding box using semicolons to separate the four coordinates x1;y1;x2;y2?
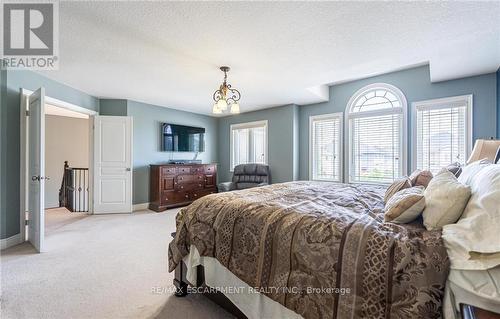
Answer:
93;116;133;214
28;88;46;252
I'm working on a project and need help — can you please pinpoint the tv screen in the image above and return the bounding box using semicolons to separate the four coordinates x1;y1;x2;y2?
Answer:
161;123;205;152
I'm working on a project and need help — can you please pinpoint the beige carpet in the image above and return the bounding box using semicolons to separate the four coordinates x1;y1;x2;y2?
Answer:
0;208;234;319
45;207;89;234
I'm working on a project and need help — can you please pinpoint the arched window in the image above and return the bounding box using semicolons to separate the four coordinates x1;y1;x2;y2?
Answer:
346;83;407;183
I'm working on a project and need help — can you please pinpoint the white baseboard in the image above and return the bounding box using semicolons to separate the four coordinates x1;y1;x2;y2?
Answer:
133;203;150;211
1;233;24;250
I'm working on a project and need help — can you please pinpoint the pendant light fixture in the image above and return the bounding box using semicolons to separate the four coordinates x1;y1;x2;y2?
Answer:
212;66;241;114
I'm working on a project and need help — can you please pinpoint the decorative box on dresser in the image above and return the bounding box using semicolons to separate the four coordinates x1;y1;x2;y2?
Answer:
149;163;217;212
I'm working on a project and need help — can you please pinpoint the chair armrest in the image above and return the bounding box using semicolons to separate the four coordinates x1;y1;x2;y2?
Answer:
218;182;236;192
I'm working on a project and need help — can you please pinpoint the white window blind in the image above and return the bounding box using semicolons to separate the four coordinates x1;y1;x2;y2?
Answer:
310;114;342;181
414;96;472;174
350;113;402;183
347;84;407;184
230;121;267;170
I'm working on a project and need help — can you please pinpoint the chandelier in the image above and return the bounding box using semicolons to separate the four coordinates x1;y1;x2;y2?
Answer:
212;66;241;114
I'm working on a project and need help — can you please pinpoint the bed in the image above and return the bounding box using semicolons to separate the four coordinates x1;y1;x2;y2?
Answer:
169;181;450;319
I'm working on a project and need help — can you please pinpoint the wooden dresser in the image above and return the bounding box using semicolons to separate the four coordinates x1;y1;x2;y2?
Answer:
149;163;217;212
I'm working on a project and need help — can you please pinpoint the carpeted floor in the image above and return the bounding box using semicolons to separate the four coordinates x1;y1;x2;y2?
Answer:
0;208;234;319
45;207;89;234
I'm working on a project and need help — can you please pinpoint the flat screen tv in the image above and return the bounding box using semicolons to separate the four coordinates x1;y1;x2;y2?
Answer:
161;123;205;152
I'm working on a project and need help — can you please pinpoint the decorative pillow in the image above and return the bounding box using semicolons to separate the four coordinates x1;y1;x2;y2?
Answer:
384;186;425;223
446;162;462;177
422;169;471;231
384;177;411;203
408;169;421;185
410;170;433;188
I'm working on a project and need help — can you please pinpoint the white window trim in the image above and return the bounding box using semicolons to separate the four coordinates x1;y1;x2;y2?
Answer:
345;83;408;184
411;94;473;172
309;112;343;182
229;120;268;172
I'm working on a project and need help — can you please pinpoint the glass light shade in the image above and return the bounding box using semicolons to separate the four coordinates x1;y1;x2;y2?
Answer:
230;102;240;114
212;103;222;114
217;99;228;110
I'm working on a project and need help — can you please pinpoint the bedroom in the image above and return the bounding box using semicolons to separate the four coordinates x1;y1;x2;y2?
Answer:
1;1;500;319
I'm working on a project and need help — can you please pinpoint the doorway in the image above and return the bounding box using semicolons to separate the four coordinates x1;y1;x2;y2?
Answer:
20;88;97;252
21;88;134;253
44;105;90;233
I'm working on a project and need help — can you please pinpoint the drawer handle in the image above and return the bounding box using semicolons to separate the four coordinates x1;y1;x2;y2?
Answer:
185;194;189;198
199;184;202;187
194;194;197;197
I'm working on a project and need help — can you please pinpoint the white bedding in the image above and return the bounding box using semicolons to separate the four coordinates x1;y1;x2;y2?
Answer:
442;163;500;270
444;267;500;318
184;245;303;319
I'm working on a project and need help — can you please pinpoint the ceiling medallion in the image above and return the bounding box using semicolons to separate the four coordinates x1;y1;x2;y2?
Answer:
212;66;241;114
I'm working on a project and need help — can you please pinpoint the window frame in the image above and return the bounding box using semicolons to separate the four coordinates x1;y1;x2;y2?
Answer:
345;83;408;184
411;94;473;172
309;112;343;182
229;120;268;172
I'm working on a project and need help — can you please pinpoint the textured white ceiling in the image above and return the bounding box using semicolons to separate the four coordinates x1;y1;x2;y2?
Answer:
39;1;500;115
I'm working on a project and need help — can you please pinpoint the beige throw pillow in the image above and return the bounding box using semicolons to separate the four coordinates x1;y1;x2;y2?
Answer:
422;169;471;231
385;187;426;223
409;170;433;188
384;177;411;203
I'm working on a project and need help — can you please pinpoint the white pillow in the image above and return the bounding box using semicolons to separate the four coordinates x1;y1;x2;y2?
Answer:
442;164;500;270
458;159;492;186
422;169;471;231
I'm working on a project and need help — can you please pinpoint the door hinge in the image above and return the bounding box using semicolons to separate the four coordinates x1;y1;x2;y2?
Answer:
25;219;29;225
25;110;29;116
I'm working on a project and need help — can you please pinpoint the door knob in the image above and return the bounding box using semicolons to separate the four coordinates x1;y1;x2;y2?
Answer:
126;168;131;171
31;176;50;181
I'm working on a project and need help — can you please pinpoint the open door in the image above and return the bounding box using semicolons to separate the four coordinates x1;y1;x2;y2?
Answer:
28;88;46;252
93;116;133;214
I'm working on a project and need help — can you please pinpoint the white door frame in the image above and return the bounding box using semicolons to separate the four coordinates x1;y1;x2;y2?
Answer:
20;88;98;244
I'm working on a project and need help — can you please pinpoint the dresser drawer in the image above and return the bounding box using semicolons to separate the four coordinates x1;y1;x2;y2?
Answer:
161;167;176;175
160;191;176;205
178;166;192;174
191;189;217;201
161;191;190;205
191;166;204;174
177;175;194;184
204;165;216;174
176;182;204;191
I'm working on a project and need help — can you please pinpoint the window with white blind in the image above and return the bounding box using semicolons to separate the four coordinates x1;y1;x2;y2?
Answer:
230;120;268;170
310;113;343;181
413;95;472;174
347;83;407;184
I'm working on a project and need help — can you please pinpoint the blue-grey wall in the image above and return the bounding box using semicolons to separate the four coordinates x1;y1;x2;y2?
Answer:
1;70;99;239
125;100;218;204
497;68;500;138
217;104;299;183
99;99;127;116
299;65;498;180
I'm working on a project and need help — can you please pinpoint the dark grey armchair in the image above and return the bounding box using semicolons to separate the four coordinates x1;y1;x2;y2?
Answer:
218;164;270;192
